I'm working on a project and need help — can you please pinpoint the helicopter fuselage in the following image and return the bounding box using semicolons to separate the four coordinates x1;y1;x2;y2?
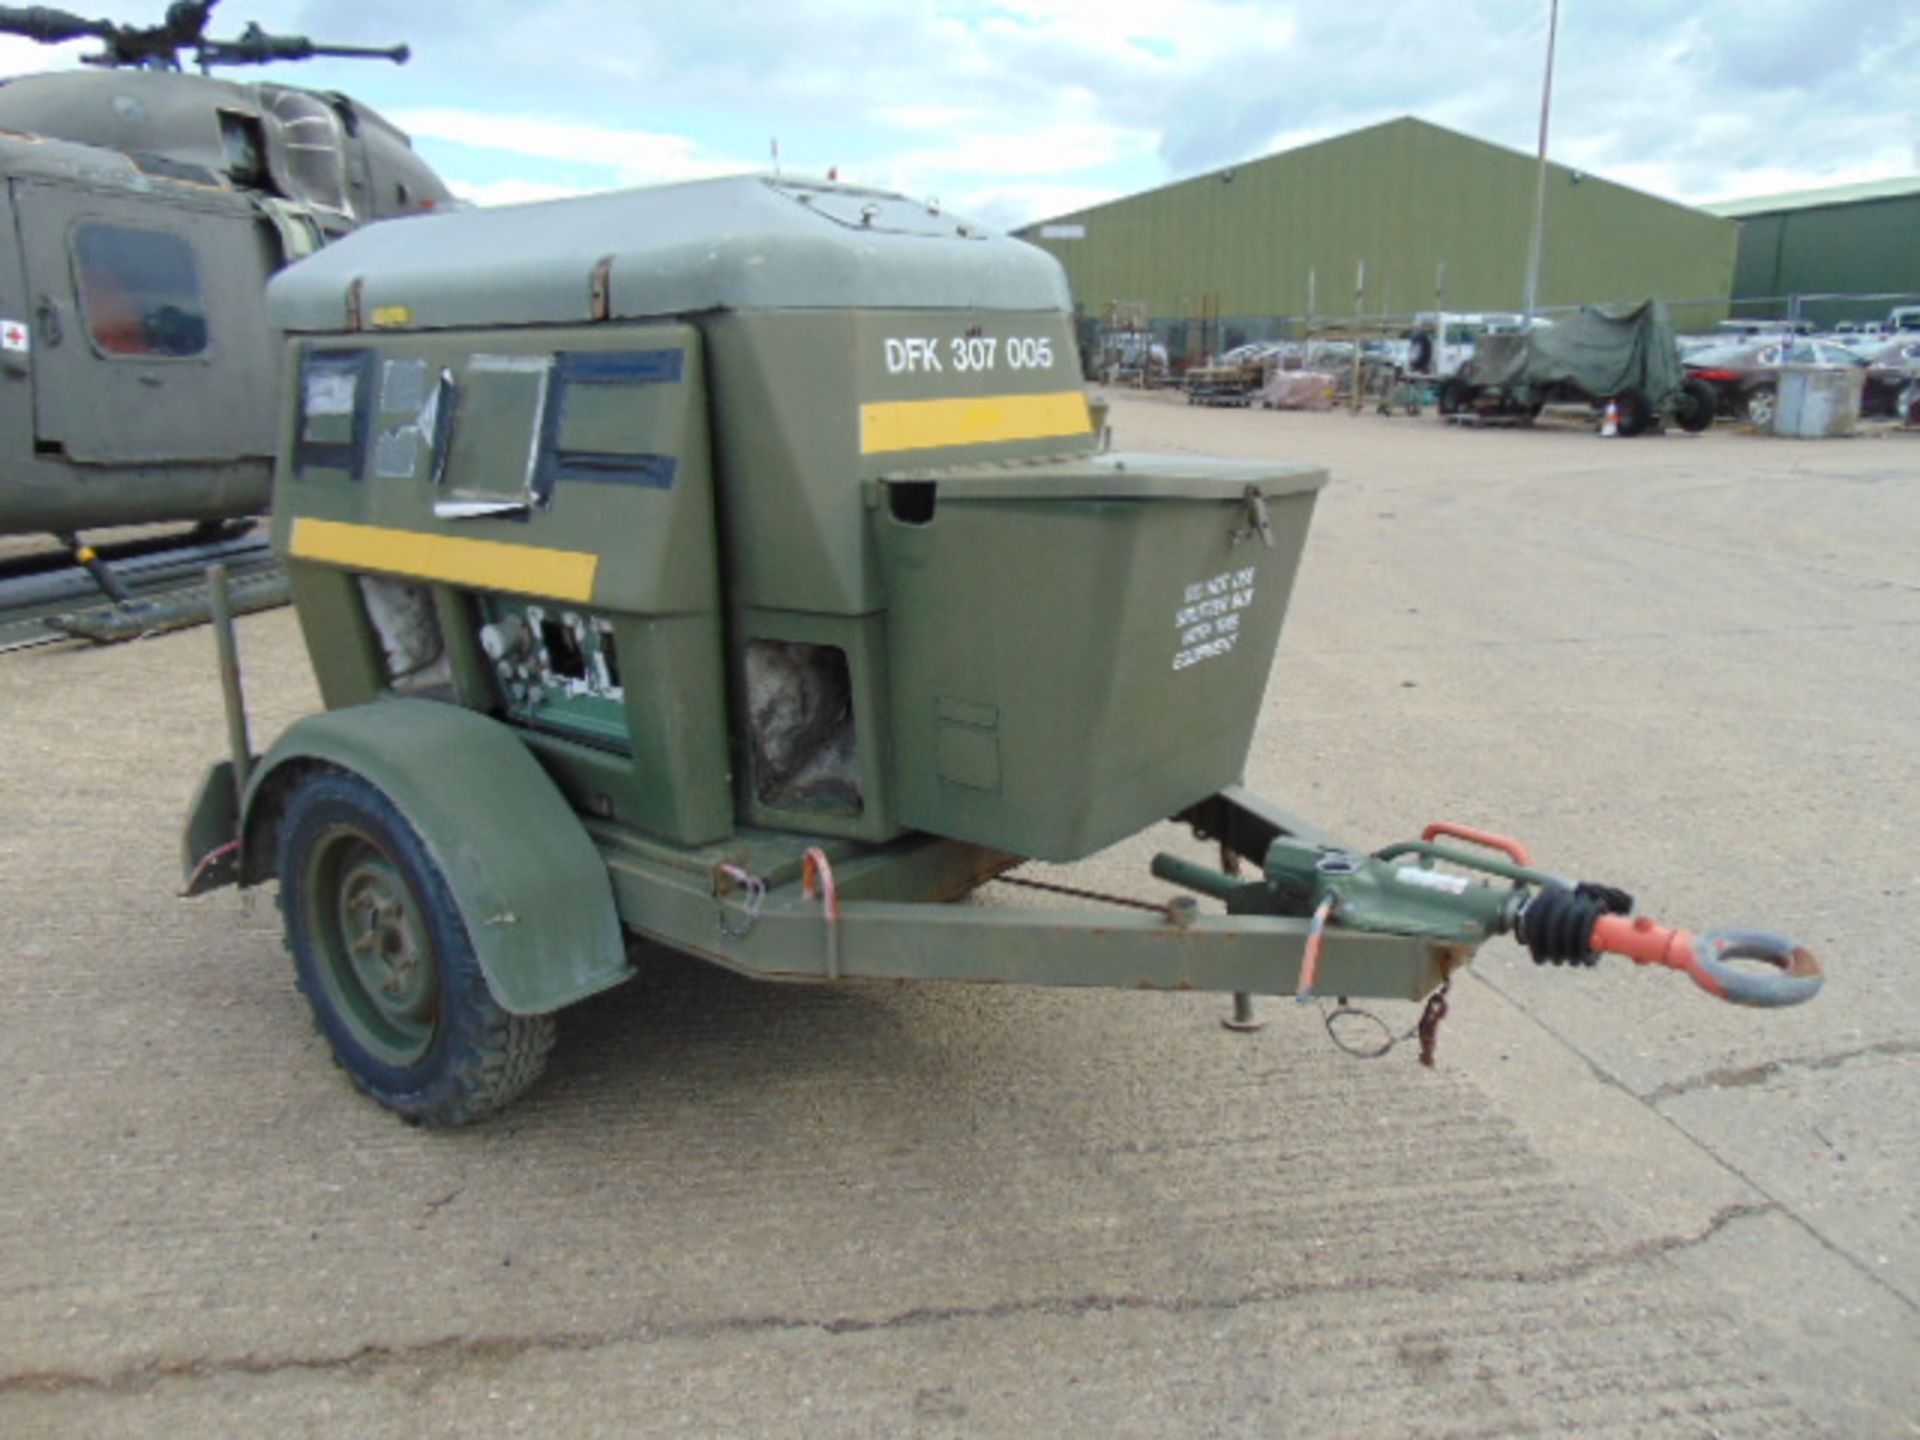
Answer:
0;68;450;539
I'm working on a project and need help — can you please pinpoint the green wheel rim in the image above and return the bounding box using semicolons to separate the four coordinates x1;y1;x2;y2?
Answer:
305;823;439;1067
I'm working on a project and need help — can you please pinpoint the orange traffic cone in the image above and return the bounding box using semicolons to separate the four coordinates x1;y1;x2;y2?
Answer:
1600;399;1620;437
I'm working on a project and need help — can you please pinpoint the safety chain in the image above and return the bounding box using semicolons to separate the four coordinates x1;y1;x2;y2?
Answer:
1316;979;1452;1068
993;873;1173;915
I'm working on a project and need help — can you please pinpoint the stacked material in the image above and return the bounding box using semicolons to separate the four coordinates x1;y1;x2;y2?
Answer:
1262;370;1338;411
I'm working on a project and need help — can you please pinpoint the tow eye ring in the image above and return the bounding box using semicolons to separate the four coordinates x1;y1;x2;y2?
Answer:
1589;915;1824;1009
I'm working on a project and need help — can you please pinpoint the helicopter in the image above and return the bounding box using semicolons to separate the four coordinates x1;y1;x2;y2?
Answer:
0;1;451;609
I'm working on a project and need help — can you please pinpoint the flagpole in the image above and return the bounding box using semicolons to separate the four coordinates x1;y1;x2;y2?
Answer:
1523;0;1559;320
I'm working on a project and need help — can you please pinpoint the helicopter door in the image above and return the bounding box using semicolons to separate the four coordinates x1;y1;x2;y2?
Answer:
9;179;278;465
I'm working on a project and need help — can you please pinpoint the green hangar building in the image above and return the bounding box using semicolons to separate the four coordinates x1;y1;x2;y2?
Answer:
1703;177;1920;328
1015;116;1737;352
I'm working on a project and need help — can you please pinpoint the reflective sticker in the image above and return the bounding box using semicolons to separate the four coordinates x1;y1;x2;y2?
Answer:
375;426;423;479
373;361;440;478
289;518;598;602
469;354;553;375
0;319;28;353
304;366;358;417
859;390;1089;454
381;358;428;414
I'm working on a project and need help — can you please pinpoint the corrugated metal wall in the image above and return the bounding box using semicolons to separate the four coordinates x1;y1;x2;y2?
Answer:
1019;117;1736;339
1730;195;1920;326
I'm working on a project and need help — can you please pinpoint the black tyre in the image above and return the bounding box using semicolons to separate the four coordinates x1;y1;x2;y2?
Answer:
1676;377;1716;433
1437;377;1471;415
278;768;556;1126
1612;386;1652;437
1744;383;1777;429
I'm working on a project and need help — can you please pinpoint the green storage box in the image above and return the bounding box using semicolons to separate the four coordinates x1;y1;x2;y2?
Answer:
875;455;1327;860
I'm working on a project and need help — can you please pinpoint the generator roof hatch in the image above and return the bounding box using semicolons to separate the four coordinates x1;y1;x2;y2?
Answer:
268;174;1072;334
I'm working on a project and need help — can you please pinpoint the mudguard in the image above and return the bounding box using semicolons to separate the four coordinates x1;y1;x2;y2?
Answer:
235;700;630;1015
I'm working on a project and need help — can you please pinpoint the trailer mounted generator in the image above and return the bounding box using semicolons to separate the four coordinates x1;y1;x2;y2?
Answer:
183;177;1821;1124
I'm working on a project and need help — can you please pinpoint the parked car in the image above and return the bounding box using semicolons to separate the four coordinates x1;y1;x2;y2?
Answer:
1259;339;1371;374
1685;339;1909;425
1837;335;1920;368
1405;311;1526;378
1216;342;1271;367
1843;337;1920;418
1714;318;1815;340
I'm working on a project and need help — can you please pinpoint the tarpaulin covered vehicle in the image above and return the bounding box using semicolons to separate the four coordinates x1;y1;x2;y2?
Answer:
1439;300;1717;435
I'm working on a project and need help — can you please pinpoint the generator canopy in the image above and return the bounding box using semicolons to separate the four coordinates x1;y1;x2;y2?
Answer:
1470;299;1685;400
269;176;1072;331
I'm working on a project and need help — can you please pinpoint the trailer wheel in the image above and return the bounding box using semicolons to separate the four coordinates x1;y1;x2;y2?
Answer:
1676;377;1716;433
1612;386;1652;437
1437;378;1470;415
1744;384;1777;429
277;768;556;1126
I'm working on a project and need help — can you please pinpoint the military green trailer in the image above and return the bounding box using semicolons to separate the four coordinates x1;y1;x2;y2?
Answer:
182;176;1821;1125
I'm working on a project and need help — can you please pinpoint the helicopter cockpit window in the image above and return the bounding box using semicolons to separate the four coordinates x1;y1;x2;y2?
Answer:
218;110;267;189
71;223;209;359
261;88;351;217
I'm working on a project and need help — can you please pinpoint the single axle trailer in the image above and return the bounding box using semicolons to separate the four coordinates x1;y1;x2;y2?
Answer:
183;177;1822;1125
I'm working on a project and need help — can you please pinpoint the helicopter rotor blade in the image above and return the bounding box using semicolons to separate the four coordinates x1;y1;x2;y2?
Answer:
0;5;114;45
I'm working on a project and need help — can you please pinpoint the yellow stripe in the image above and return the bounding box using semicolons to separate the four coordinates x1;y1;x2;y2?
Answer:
860;390;1091;455
289;518;598;602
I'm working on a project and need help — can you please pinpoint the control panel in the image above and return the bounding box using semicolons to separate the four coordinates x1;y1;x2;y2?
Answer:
477;597;629;750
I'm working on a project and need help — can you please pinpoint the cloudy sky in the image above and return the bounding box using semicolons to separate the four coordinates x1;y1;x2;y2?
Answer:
2;1;1915;228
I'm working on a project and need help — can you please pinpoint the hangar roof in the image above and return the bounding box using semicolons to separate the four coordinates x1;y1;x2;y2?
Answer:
1703;175;1920;219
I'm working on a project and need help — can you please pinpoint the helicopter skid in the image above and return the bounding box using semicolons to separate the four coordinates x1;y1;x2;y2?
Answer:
0;527;281;652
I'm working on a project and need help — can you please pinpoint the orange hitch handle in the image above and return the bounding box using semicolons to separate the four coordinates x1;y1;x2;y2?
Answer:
1588;914;1824;1008
1295;895;1335;1003
1421;822;1534;868
803;847;843;981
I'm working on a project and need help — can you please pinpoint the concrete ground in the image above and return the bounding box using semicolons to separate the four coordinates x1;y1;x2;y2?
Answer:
1;396;1913;1437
